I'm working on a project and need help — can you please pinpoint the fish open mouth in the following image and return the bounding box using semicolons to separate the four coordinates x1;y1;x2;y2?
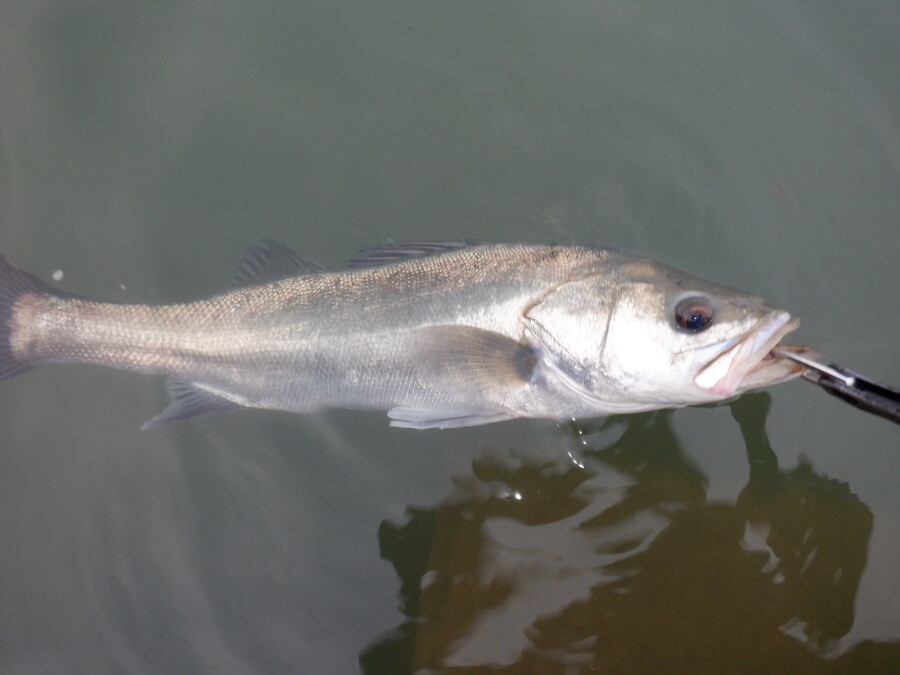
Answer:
694;311;813;397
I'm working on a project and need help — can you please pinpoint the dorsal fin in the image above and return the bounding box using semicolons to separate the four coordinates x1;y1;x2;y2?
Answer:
347;239;488;268
231;239;327;287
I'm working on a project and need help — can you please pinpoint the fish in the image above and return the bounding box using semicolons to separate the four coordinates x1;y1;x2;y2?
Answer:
0;240;811;429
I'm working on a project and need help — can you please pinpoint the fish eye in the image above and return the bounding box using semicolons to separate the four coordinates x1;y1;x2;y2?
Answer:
674;297;714;333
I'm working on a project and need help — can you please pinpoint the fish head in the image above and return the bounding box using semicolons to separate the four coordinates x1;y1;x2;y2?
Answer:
525;254;807;412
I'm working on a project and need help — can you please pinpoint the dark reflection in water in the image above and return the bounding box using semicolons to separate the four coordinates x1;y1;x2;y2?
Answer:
361;395;900;674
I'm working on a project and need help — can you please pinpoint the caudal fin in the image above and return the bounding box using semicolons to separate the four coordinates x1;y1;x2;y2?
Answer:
0;255;60;381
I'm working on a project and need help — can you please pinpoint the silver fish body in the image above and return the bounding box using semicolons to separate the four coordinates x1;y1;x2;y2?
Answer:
0;241;806;428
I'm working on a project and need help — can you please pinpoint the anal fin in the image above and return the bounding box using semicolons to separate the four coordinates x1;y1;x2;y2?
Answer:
142;378;241;429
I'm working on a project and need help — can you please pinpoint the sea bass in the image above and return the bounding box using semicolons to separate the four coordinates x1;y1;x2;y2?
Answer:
0;240;809;429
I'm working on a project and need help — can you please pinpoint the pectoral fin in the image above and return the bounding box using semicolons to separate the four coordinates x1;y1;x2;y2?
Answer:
142;378;241;429
411;325;537;396
397;325;537;428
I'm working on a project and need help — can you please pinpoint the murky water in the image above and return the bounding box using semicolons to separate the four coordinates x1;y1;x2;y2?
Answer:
1;1;899;673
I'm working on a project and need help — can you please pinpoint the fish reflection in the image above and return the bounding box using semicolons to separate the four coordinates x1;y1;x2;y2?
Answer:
360;397;899;673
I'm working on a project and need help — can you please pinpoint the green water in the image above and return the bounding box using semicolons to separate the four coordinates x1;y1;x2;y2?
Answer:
1;1;899;673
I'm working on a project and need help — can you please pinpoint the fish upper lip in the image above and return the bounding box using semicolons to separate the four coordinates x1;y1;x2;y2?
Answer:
694;311;802;396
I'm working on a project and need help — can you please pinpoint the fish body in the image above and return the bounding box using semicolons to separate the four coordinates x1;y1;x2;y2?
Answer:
0;241;806;429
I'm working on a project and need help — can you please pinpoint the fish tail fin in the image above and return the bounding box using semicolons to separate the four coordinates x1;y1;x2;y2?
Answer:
0;254;60;381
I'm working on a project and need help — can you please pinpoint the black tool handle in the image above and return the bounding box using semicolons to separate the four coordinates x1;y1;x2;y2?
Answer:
803;365;900;425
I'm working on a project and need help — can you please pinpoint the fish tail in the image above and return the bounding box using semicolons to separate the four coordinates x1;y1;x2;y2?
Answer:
0;254;62;381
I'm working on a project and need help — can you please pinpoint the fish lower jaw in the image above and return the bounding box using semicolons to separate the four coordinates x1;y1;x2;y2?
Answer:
694;340;758;398
696;350;810;398
693;312;801;398
699;380;739;398
738;344;817;389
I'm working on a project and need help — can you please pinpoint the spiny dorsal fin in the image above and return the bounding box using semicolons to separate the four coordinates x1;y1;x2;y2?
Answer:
141;378;241;429
231;239;327;287
347;239;488;268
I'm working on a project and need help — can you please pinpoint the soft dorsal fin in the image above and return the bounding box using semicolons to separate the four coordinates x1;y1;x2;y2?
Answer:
231;239;327;287
347;239;488;268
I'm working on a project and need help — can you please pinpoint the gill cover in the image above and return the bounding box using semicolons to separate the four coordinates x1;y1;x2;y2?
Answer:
522;273;618;398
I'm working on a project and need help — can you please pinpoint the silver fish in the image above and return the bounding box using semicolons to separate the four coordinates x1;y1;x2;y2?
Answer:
0;240;809;429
